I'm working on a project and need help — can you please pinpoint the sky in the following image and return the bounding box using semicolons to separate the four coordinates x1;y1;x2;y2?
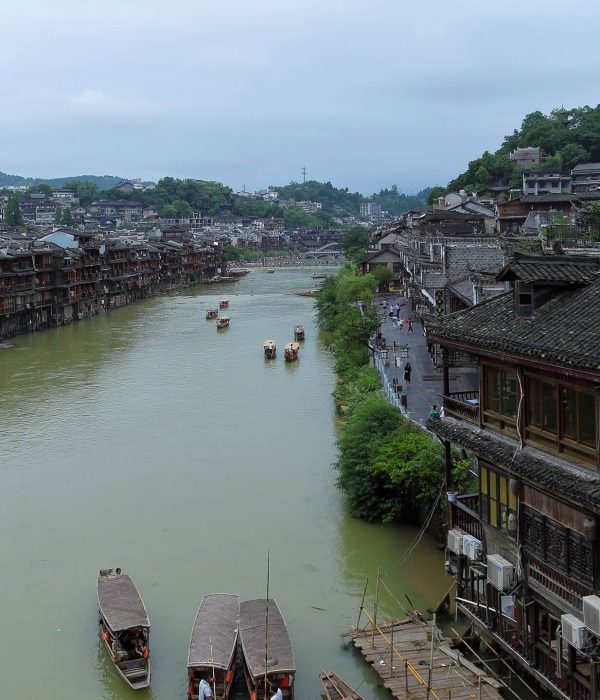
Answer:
1;0;599;195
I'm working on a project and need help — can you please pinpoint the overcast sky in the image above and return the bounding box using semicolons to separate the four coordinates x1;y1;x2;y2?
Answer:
1;1;599;194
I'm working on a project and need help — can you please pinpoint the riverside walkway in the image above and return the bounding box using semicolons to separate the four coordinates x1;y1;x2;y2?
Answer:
372;294;476;425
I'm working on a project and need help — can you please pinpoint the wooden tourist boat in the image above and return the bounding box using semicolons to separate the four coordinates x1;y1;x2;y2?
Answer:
206;309;219;320
228;268;250;277
293;325;305;341
98;569;150;690
187;593;239;700
311;272;326;279
216;316;230;329
283;342;299;361
239;599;295;700
219;299;229;309
319;671;363;700
265;268;275;274
263;340;277;359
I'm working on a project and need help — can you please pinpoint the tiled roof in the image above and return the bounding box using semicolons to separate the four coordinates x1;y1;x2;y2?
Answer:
428;417;600;511
426;274;600;369
496;256;598;284
572;163;600;172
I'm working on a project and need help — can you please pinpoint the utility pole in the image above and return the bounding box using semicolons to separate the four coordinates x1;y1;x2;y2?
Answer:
302;166;306;183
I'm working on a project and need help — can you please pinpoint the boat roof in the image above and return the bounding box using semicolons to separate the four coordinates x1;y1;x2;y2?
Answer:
285;342;299;350
97;571;150;632
218;315;230;320
263;339;276;345
188;594;239;670
239;599;295;678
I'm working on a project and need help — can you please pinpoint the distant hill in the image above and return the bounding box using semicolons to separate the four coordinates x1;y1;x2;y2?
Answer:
0;172;151;190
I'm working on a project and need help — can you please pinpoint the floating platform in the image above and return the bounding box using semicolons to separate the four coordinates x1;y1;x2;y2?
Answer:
347;618;503;700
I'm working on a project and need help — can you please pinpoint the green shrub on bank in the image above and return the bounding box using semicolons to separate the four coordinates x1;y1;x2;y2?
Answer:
319;266;475;525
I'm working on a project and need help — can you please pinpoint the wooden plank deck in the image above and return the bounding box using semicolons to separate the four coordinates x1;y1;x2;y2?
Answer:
349;619;503;700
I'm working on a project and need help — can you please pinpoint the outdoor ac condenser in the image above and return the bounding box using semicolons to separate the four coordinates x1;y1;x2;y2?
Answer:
447;528;463;555
583;595;600;636
561;614;588;650
486;554;514;591
462;534;482;561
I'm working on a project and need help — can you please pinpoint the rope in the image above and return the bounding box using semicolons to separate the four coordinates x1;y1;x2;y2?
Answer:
381;481;445;577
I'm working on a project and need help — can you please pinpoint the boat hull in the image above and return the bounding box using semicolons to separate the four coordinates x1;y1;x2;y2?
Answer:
319;671;362;700
99;620;150;690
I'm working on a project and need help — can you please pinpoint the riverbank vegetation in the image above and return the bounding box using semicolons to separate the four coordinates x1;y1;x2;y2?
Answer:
317;267;473;525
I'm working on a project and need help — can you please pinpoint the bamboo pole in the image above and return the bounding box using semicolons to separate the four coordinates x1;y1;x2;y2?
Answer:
371;568;380;648
209;636;217;700
356;578;369;631
264;550;270;700
390;621;394;674
426;613;436;700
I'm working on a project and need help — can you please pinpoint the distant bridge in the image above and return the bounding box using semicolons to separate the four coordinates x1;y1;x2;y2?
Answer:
302;242;345;260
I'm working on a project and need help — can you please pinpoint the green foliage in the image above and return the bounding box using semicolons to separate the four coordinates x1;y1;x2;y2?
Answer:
372;265;393;285
370;185;431;215
65;179;100;207
54;207;75;226
26;183;52;196
341;226;369;262
4;193;23;226
102;177;232;216
426;186;446;205
334;365;381;414
337;396;404;519
444;105;600;196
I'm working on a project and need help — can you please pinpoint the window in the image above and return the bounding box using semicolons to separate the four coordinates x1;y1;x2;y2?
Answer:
515;282;533;318
484;365;518;426
480;465;517;533
526;375;598;465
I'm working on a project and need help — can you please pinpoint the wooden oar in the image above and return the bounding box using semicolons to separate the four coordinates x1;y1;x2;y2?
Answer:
210;636;217;699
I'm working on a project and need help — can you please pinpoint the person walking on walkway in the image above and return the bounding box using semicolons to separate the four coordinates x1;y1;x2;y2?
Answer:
403;362;412;387
407;318;414;334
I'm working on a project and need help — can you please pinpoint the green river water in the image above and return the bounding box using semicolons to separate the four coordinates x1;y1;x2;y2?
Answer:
0;267;450;699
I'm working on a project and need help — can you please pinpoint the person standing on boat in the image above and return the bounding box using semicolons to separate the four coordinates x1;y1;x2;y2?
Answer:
269;682;282;700
198;673;213;700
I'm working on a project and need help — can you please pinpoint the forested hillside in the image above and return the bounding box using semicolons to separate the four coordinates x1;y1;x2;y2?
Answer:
431;105;600;200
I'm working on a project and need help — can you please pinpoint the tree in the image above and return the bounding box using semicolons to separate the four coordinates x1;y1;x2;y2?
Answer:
372;265;393;288
559;143;591;171
159;204;177;218
427;186;446;205
4;193;23;226
341;226;369;262
64;179;100;207
172;199;193;218
61;208;75;226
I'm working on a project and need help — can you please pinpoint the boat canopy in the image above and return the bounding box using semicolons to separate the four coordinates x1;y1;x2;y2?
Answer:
97;571;150;632
263;339;276;346
188;593;239;670
284;343;299;351
239;599;295;679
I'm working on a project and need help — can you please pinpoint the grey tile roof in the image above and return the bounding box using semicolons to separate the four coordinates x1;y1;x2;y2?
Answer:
426;274;600;369
97;571;149;632
239;599;295;678
188;594;239;670
496;257;598;284
428;417;600;511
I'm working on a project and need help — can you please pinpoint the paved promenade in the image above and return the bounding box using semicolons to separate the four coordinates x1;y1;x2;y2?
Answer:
373;294;477;426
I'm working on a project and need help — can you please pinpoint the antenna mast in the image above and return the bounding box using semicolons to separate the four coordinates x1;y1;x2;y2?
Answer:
302;166;306;184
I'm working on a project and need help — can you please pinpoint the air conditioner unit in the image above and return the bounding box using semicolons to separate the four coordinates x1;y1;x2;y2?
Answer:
561;614;588;650
447;528;463;555
486;554;514;591
583;595;600;636
462;535;482;561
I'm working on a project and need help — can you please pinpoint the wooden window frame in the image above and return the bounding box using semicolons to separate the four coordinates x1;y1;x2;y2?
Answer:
525;372;598;467
479;463;517;533
482;363;519;432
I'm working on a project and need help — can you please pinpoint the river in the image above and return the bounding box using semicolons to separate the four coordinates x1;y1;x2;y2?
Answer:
0;267;450;699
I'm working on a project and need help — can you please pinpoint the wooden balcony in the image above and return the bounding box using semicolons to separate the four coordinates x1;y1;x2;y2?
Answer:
450;493;483;540
441;391;480;423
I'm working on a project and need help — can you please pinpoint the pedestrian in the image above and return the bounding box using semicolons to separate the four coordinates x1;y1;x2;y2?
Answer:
429;404;441;421
407;318;414;334
198;673;214;700
397;317;404;332
403;362;412;386
396;304;400;319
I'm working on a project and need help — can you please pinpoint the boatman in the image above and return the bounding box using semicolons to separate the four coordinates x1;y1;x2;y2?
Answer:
198;673;213;700
269;682;283;700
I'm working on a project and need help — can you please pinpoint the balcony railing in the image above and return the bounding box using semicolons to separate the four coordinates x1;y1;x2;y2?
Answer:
450;494;482;540
441;391;480;423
